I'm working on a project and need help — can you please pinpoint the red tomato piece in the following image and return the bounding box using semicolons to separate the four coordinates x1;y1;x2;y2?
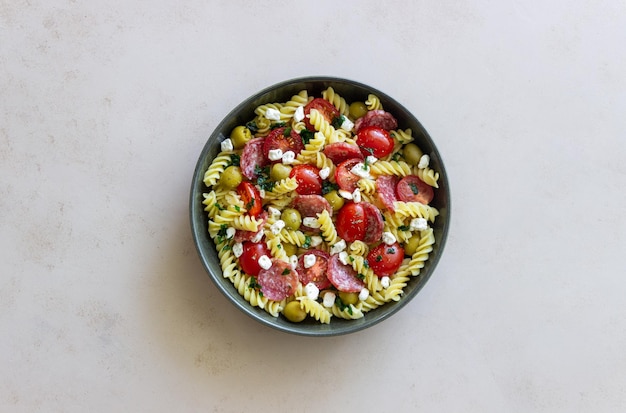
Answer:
396;175;434;205
323;142;364;165
237;181;262;216
239;242;271;277
335;202;367;242
263;127;304;162
356;126;394;158
289;164;322;195
296;250;331;290
366;242;405;278
303;98;340;130
335;158;362;192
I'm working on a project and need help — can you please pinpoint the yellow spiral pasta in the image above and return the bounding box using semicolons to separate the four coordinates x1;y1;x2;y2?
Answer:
357;178;377;195
278;229;308;247
331;303;364;320
264;177;298;199
348;240;369;256
348;255;382;293
279;90;309;120
231;271;284;317
369;160;412;177
203;152;233;187
308;108;339;143
231;214;262;232
252;115;272;136
299;298;332;324
385;273;411;302
414;166;440;188
265;232;290;262
393;201;439;222
217;240;239;280
254;102;283;118
202;191;220;218
390;128;413;144
360;290;386;313
394;228;435;279
295;132;325;164
365;93;383;110
316;210;340;245
322;86;350;116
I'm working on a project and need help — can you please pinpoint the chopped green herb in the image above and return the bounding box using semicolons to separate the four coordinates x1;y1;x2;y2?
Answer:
214;202;225;211
229;153;241;167
331;115;345;129
221;244;231;251
387;247;396;254
349;256;355;262
409;182;420;195
217;224;228;237
283;127;292;136
321;180;339;195
254;165;276;191
334;296;353;315
398;225;410;231
303;235;312;249
246;121;259;133
248;276;262;290
391;152;402;162
281;268;290;275
376;255;383;262
300;129;314;145
363;259;370;268
356;273;365;280
246;198;255;210
270;121;286;129
234;205;241;212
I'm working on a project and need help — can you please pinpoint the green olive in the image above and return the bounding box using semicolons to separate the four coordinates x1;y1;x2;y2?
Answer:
219;165;243;189
349;101;368;119
323;190;345;211
230;125;252;149
282;243;298;257
404;234;421;257
403;143;424;166
339;292;359;306
281;208;302;230
283;301;307;322
270;163;292;181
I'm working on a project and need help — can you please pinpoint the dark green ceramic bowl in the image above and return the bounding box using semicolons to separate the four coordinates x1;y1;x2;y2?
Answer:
190;76;450;337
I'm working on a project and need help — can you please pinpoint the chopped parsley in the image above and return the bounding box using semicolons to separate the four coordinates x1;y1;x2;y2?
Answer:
270;121;286;129
214;202;225;211
387;247;396;254
248;277;263;296
300;129;314;145
283;127;292;136
228;153;240;167
234;205;241;212
375;255;383;262
321;180;339;195
217;224;228;237
398;225;410;231
409;182;420;195
356;273;365;280
303;235;312;249
363;259;370;268
281;268;291;275
391;152;402;162
331;115;345;129
245;198;255;211
334;296;353;315
245;120;259;133
254;165;275;192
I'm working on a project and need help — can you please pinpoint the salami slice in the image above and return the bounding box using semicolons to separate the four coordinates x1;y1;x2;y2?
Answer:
375;175;399;212
354;110;398;133
296;250;331;290
327;254;365;293
240;137;267;179
396;175;434;205
292;195;332;232
323;142;364;165
361;201;384;244
257;259;299;301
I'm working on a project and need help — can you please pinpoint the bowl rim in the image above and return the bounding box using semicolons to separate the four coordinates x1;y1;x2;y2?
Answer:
190;75;451;337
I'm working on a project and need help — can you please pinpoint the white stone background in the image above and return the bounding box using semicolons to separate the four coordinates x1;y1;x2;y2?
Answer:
2;1;625;412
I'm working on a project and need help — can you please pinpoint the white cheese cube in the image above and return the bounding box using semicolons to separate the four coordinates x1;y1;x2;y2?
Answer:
303;217;320;229
418;154;430;169
270;220;285;235
258;255;272;270
322;291;336;308
220;138;234;152
226;227;236;239
294;105;305;122
330;239;346;255
340;117;354;132
310;236;323;247
267;207;281;220
251;230;264;243
352;188;361;203
381;276;390;289
350;162;371;179
282;150;295;164
289;255;298;269
268;148;283;161
365;155;378;165
264;108;281;121
338;189;353;200
358;288;370;301
338;251;349;265
382;231;397;246
304;282;319;300
303;254;316;269
318;167;330;180
232;242;244;258
409;217;428;231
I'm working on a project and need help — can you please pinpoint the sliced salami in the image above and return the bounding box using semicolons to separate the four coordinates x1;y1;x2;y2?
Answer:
361;201;384;244
396;175;434;205
296;249;331;290
323;142;364;165
257;259;299;301
234;211;267;243
240;137;267;180
327;253;366;293
292;195;332;232
354;110;398;133
375;175;399;212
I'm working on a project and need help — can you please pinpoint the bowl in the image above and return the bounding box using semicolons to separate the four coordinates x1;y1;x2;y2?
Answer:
190;76;450;337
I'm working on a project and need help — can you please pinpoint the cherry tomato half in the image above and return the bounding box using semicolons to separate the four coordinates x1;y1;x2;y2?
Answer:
335;158;362;192
356;126;394;158
239;242;271;278
303;98;340;130
335;202;367;242
366;242;405;278
237;181;262;217
263;127;304;162
296;249;331;290
289;164;322;195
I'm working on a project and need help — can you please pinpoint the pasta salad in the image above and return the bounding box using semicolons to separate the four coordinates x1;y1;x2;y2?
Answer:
202;88;440;324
